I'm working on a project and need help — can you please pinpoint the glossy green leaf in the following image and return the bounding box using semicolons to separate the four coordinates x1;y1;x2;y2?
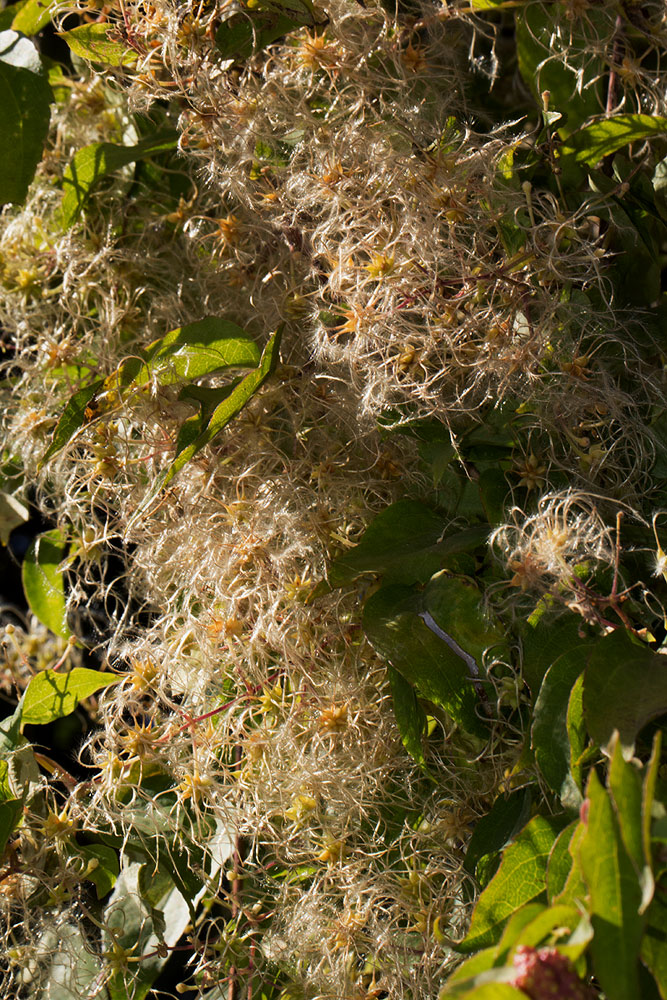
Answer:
58;23;137;67
458;814;566;953
560;115;667;168
552;821;587;907
494;902;546;954
444;982;529;1000
109;318;260;397
171;323;281;466
22;528;71;638
138;861;175;911
74;843;119;899
643;732;662;867
584;629;667;751
61;130;178;227
464;788;532;881
422;573;506;672
43;320;258;467
471;0;526;8
104;861;191;1000
504;902;584;956
36;922;103;1000
579;770;644;1000
363;585;485;736
96;805;203;917
515;3;603;135
532;648;587;807
40;378;104;468
546;821;577;902
11;0;54;35
608;735;654;914
441;945;502;993
387;664;427;767
0;2;26;30
642;891;667;1000
0;490;29;545
0;761;11;801
128;327;282;525
444;904;589;996
0;30;52;206
130;316;261;386
478;467;509;526
215;0;315;61
20;667;119;727
0;711;40;801
328;500;486;588
522;613;593;701
0;798;22;858
0;711;22;757
565;673;586;796
216;12;301;60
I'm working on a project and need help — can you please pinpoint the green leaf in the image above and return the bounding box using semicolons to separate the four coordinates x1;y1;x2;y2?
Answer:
458;814;566;953
216;12;299;60
138;861;175;911
34;921;103;1000
330;501;487;587
0;711;40;800
552;822;587;907
608;734;654;913
642;891;667;1000
43;320;258;467
0;491;29;545
22;528;71;638
584;630;667;751
387;664;427;767
11;0;54;35
441;946;502;993
0;710;23;757
464;788;533;881
58;23;137;67
579;770;644;1000
112;316;261;392
131;316;261;386
478;467;509;526
471;0;526;8
566;673;586;796
493;901;546;953
0;761;11;801
0;2;27;31
0;30;52;206
61;131;179;227
546;821;578;902
422;573;506;676
560;115;667;168
643;732;662;867
73;842;119;898
40;378;104;468
522;613;593;701
104;861;191;1000
215;0;316;61
128;327;282;525
442;904;591;996
515;3;603;136
362;585;486;736
531;648;587;807
443;982;529;999
504;902;586;957
0;798;22;858
20;667;119;727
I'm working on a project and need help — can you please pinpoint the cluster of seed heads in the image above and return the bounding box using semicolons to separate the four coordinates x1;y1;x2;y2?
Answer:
0;0;665;997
